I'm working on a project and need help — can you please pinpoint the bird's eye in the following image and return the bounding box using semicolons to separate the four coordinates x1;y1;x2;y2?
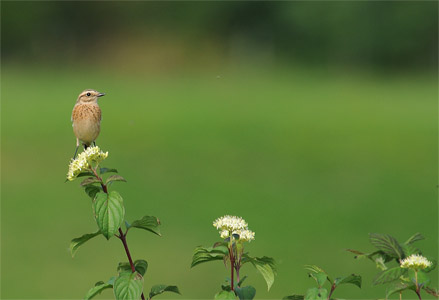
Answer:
86;92;91;96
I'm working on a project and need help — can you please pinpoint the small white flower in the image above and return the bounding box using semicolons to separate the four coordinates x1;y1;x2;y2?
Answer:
234;229;255;242
213;215;248;232
213;215;255;242
400;254;432;270
220;230;230;239
67;146;108;181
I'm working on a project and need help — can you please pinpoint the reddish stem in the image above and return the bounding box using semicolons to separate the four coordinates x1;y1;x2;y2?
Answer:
327;283;336;300
91;167;146;300
228;246;235;291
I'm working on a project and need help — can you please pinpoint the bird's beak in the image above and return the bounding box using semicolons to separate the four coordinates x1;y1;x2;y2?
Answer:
97;92;106;97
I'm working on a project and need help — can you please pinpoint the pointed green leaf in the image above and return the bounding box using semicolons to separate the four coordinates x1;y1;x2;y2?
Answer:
134;260;148;276
117;260;148;276
77;171;95;178
304;287;327;300
235;286;256;300
92;191;125;240
369;233;404;259
386;282;414;298
309;272;327;288
242;255;276;291
100;167;118;174
81;177;102;187
84;281;113;300
215;291;237;300
373;266;406;285
401;244;421;257
149;285;181;299
404;233;425;245
70;231;101;257
304;265;327;274
113;272;144;300
424;287;439;297
191;245;229;268
85;185;101;199
304;265;332;282
334;274;361;288
106;175;127;185
129;215;161;236
117;262;132;273
237;276;248;287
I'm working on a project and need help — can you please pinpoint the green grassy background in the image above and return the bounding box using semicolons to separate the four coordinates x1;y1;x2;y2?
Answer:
1;65;437;299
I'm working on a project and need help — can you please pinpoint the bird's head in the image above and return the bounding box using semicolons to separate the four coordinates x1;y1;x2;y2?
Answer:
76;89;105;104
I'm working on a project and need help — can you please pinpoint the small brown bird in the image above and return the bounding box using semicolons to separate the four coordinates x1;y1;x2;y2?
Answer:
71;89;105;158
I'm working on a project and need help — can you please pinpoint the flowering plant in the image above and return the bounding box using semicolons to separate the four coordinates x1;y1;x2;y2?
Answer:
348;233;437;299
283;265;361;300
67;147;180;300
191;215;276;300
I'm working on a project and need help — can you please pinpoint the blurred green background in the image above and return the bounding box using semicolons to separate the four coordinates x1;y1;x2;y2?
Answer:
1;1;438;299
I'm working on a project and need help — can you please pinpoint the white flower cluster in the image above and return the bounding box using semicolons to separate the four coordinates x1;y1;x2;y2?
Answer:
400;254;432;270
67;146;108;181
213;215;255;242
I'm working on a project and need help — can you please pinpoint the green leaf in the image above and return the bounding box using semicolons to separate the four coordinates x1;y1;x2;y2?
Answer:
309;272;327;288
149;285;180;299
100;167;118;174
133;260;148;276
237;276;248;287
92;191;125;240
80;177;102;187
304;287;327;300
117;260;148;276
404;233;425;245
424;259;437;273
191;245;229;268
369;233;404;259
84;281;113;300
401;244;421;257
77;171;95;178
242;255;276;291
424;287;439;297
373;267;406;285
106;175;127;185
409;270;430;286
129;215;161;236
334;274;361;288
113;272;144;300
70;231;101;257
117;262;132;273
283;296;304;300
221;284;232;292
215;291;237;300
386;282;414;298
304;265;332;282
235;286;256;300
85;185;101;199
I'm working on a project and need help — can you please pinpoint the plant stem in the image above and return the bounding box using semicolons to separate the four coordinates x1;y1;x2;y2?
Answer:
415;271;422;300
119;228;135;272
228;246;235;291
91;167;146;300
236;265;240;285
327;283;336;300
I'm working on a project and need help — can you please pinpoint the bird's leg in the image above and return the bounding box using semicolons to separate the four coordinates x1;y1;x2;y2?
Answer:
73;138;80;159
93;141;96;147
